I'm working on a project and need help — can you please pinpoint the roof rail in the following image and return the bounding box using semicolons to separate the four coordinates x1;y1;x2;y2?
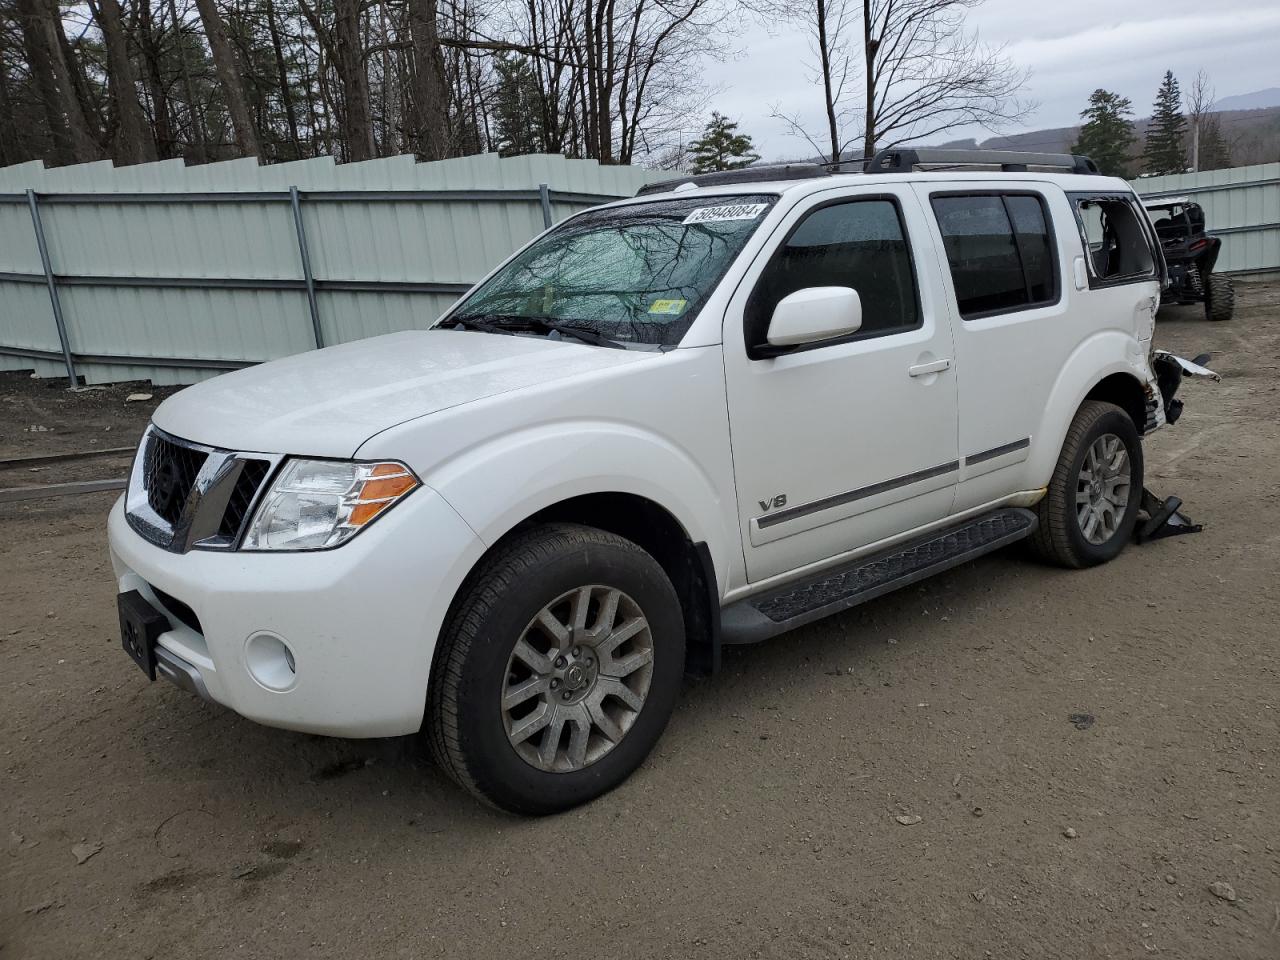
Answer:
635;163;831;196
865;148;1100;175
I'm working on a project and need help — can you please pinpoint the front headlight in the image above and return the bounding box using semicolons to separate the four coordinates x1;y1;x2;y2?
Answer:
243;459;419;551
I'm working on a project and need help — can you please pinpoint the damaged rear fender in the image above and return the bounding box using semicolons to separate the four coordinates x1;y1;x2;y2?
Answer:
1027;332;1163;486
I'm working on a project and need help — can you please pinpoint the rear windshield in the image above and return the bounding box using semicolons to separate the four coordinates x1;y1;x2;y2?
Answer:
444;194;777;347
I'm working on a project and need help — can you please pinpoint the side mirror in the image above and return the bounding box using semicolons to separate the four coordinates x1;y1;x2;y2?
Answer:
766;287;862;349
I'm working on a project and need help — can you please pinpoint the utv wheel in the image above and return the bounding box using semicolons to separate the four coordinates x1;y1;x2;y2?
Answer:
1029;401;1143;569
427;523;685;815
1205;273;1234;322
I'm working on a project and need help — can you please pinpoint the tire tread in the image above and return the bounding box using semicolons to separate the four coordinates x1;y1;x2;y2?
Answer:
1029;400;1130;569
1205;273;1234;322
427;522;659;811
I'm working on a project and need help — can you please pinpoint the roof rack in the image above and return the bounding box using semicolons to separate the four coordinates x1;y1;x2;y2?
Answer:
865;148;1100;175
635;162;830;196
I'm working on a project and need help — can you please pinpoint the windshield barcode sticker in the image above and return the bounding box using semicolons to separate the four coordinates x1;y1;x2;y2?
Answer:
683;203;769;225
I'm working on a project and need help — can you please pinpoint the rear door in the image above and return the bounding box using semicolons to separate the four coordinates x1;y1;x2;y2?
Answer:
919;185;1161;516
721;185;960;583
916;184;1069;514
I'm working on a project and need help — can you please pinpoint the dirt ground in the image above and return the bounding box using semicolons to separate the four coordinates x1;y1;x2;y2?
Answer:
2;283;1278;960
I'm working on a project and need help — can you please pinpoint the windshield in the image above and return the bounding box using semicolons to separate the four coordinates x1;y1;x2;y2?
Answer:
442;194;778;348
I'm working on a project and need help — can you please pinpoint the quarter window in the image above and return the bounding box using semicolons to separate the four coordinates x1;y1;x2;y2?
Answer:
931;193;1058;318
1072;197;1156;283
746;198;920;355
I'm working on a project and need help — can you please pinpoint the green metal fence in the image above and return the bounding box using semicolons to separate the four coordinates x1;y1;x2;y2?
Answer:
0;154;666;385
1132;161;1280;277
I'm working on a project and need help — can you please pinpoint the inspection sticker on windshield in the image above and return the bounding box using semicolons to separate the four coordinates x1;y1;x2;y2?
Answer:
682;203;768;225
648;298;687;315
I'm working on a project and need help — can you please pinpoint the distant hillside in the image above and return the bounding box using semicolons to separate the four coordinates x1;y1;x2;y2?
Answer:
1214;88;1280;112
936;104;1280;168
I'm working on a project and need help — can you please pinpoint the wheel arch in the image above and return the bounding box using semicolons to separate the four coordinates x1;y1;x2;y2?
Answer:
1082;371;1149;433
1029;332;1158;485
524;493;721;675
436;491;722;682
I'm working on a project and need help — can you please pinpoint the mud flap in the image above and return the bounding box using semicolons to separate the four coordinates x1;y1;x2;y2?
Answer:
1135;488;1203;544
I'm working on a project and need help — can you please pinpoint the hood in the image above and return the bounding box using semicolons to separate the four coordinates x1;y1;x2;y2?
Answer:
152;329;653;457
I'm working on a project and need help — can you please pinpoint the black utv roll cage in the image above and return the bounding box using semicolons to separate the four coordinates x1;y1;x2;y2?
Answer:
636;148;1102;196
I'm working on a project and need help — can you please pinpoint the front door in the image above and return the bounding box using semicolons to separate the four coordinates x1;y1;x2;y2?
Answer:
722;187;960;583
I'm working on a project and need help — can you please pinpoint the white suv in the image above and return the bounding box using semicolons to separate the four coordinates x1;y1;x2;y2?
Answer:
108;150;1207;814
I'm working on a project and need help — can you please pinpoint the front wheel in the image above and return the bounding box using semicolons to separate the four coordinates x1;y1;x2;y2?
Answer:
1029;401;1144;568
426;523;685;815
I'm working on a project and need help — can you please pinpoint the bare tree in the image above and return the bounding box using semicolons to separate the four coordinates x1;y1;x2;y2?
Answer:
407;0;452;159
87;0;156;163
766;0;859;162
14;0;101;163
192;0;260;156
0;32;19;165
860;0;1031;157
765;0;1030;162
1184;68;1213;173
264;0;303;157
1;0;739;168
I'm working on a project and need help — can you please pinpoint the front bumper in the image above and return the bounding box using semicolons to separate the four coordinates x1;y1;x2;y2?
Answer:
107;485;485;738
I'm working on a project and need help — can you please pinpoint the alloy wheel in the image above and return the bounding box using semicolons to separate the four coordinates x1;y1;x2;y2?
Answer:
501;585;654;773
1076;433;1131;545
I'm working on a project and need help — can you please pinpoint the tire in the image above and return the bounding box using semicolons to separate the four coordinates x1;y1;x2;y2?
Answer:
427;522;685;815
1205;273;1235;322
1028;401;1144;569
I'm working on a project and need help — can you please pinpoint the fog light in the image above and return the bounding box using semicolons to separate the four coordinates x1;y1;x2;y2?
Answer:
245;632;297;691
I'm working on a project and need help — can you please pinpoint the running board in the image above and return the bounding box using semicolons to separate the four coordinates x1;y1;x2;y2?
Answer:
720;508;1038;645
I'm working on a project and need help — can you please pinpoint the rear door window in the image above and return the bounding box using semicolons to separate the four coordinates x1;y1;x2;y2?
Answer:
931;193;1058;319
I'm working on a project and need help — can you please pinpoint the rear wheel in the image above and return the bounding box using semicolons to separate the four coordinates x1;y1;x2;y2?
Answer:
1205;273;1235;322
427;523;685;815
1029;401;1143;568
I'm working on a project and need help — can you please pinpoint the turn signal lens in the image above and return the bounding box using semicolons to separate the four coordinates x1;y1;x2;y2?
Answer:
243;459;420;551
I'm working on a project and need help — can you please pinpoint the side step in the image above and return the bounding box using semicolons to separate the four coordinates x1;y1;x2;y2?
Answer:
721;508;1037;645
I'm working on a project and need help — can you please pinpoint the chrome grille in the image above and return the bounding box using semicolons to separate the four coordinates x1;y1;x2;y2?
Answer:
218;458;271;539
125;427;282;554
144;433;207;524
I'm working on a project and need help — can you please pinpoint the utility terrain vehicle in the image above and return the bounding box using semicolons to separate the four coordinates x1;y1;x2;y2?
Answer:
109;148;1212;814
1140;195;1234;321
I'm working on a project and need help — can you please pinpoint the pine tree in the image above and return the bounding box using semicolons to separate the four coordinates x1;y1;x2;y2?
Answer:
688;113;759;174
1199;116;1231;171
1144;71;1187;175
1071;89;1136;179
491;55;544;157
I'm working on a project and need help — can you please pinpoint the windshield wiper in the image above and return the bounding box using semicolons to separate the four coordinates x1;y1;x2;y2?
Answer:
448;316;508;335
457;313;627;350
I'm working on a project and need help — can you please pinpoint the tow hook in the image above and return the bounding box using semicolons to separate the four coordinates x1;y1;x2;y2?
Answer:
1136;488;1203;544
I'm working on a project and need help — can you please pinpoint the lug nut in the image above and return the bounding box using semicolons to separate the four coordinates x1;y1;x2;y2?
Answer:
554;656;566;668
585;657;594;666
561;691;572;701
550;679;560;689
571;646;581;657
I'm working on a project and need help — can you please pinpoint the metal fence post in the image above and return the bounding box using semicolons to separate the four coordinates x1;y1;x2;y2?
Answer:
538;182;553;230
289;186;324;349
26;189;77;386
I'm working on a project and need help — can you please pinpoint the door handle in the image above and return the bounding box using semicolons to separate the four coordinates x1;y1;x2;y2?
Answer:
908;358;951;377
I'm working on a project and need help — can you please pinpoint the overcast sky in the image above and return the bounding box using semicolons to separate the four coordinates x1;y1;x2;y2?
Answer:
698;0;1280;161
